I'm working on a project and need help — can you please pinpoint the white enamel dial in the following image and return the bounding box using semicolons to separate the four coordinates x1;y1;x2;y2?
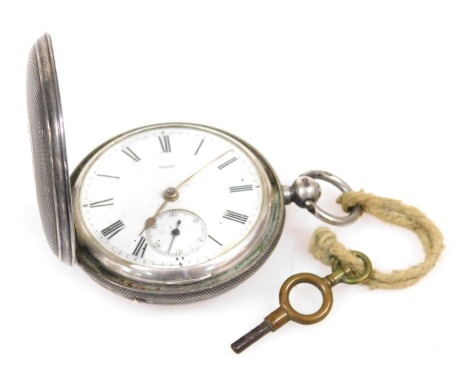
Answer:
76;124;267;276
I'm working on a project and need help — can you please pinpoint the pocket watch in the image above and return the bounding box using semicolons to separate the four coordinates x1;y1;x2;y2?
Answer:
27;34;360;304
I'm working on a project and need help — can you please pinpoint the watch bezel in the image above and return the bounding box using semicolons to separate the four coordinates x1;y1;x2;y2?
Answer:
71;122;285;302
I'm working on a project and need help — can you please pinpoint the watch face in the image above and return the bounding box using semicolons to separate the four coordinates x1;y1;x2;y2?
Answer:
72;123;281;290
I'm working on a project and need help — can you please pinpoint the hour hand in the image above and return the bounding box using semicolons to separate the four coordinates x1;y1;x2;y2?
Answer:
139;187;180;235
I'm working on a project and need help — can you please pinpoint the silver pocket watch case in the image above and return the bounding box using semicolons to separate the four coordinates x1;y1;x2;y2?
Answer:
26;34;287;303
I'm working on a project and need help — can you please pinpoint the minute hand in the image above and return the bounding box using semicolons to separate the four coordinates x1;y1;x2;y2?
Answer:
174;149;233;190
140;149;233;233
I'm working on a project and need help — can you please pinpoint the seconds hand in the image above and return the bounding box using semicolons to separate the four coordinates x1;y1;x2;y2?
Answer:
140;149;233;234
167;220;181;253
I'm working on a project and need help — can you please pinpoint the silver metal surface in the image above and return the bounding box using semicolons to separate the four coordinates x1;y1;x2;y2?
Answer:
287;170;361;226
26;34;75;265
77;221;283;304
71;123;285;303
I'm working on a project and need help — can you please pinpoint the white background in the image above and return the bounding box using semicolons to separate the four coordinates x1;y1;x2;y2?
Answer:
1;1;468;376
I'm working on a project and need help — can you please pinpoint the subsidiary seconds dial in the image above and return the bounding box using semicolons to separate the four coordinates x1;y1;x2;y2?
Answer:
146;209;207;259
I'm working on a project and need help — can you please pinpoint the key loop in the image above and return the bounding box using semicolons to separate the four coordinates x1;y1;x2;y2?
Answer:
278;273;333;325
330;251;372;285
277;252;372;326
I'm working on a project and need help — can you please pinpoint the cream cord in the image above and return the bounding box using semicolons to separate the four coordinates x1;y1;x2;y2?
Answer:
310;191;444;289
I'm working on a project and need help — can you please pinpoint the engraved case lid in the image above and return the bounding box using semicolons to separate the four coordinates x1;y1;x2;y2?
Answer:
27;34;75;265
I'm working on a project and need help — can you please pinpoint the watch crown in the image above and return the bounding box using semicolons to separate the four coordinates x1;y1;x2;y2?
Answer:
284;176;321;208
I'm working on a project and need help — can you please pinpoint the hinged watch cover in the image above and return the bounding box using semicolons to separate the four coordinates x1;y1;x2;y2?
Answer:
26;33;75;265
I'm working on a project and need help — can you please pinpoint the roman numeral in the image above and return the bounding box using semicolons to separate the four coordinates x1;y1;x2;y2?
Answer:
229;185;253;193
122;146;141;162
217;157;237;170
159;135;171;153
132;237;148;257
89;198;114;208
194;138;205;155
101;220;125;239
223;210;248;225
